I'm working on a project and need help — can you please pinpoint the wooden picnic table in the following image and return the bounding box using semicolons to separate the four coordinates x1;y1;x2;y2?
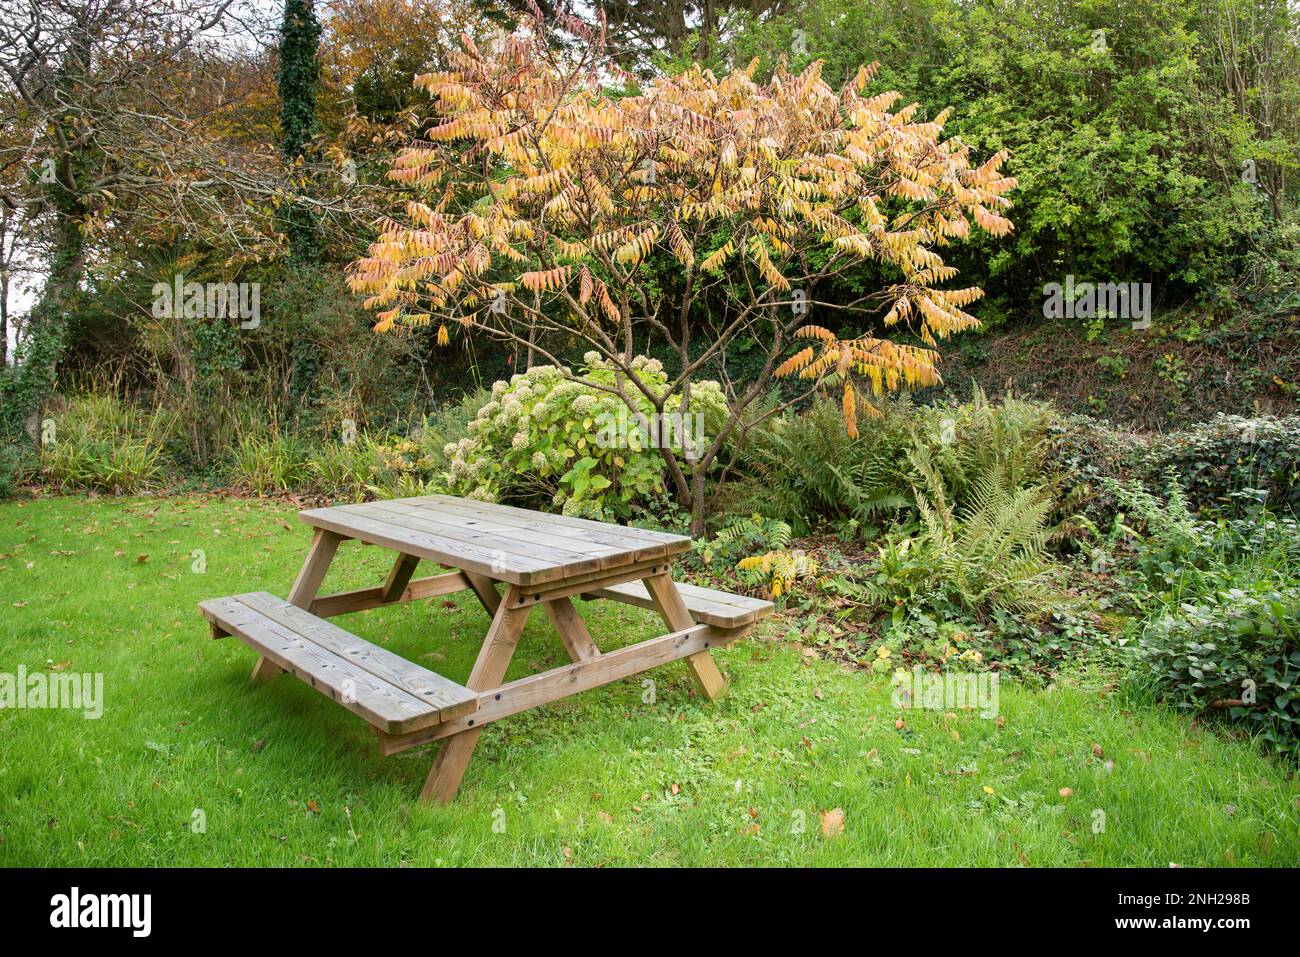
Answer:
199;495;772;802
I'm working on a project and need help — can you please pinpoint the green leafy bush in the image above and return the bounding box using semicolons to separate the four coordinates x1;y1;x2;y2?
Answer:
446;356;726;520
1146;415;1300;513
1046;414;1300;530
1136;588;1300;759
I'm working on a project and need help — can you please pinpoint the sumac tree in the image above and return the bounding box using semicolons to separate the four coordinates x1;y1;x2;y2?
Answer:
349;12;1016;533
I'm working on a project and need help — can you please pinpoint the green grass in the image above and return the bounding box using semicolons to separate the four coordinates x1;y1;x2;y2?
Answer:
1;494;1297;866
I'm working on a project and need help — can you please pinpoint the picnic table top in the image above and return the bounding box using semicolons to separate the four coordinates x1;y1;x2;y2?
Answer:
298;494;692;587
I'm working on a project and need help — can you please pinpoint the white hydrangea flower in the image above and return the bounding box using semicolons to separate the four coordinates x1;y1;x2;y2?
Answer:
531;401;547;417
531;451;547;470
443;441;458;457
491;381;508;396
572;394;597;415
511;430;528;450
583;350;600;364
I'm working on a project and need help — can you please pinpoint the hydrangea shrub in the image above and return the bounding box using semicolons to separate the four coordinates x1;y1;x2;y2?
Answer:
446;355;726;519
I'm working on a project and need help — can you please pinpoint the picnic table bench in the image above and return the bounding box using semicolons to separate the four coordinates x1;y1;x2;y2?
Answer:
199;495;772;802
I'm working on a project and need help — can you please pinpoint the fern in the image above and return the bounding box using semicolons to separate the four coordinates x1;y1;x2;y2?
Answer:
736;549;819;598
842;456;1066;618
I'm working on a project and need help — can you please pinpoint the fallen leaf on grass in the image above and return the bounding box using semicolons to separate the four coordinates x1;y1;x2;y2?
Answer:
820;808;845;837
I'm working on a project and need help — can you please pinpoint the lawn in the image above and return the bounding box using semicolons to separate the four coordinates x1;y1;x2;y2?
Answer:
1;494;1297;867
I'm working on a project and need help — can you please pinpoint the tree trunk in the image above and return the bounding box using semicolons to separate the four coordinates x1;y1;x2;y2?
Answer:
689;467;707;538
0;32;92;445
279;0;322;263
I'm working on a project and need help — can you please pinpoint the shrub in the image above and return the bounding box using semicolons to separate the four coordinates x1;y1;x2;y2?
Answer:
306;439;381;501
446;357;726;520
1135;588;1300;759
1045;414;1300;530
411;387;490;473
1145;414;1300;514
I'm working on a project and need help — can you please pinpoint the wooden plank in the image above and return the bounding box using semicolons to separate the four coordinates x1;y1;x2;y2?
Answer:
417;497;681;562
359;500;608;577
584;579;771;627
237;592;478;722
378;499;631;566
309;570;471;618
643;573;727;699
198;596;444;734
420;586;532;803
297;507;559;585
420;495;691;550
378;622;753;754
544;597;601;662
508;559;672;608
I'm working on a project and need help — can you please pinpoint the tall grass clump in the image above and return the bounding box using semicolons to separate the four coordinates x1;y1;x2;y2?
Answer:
39;391;174;493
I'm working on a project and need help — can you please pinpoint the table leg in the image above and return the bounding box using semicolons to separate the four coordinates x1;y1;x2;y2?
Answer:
252;528;343;683
421;585;530;803
642;572;727;699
